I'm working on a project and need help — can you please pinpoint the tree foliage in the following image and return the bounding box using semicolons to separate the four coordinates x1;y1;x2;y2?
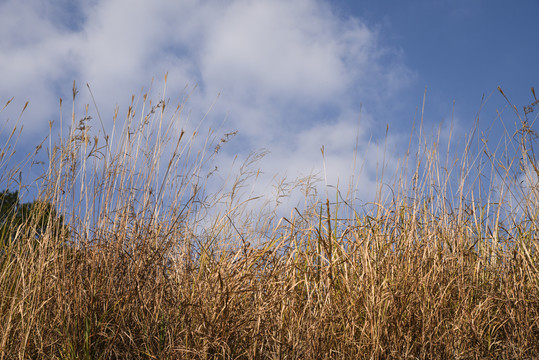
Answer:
0;189;66;249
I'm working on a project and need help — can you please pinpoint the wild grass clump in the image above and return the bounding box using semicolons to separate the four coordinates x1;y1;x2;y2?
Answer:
0;81;538;359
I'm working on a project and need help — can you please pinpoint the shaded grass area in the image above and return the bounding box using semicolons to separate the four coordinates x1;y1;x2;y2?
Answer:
1;83;538;359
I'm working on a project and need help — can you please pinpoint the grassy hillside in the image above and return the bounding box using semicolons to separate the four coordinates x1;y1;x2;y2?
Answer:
0;85;538;359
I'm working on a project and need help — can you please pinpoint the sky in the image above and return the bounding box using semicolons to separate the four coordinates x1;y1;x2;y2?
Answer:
0;0;538;211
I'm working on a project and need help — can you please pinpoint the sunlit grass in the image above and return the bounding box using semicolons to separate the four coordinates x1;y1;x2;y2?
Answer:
0;80;538;359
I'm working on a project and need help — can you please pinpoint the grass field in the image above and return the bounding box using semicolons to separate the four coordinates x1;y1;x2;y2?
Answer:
1;84;538;359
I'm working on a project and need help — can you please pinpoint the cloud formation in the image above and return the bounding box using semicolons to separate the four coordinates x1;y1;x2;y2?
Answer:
0;0;415;205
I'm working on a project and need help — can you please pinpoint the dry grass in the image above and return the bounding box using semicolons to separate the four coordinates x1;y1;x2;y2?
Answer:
0;82;538;359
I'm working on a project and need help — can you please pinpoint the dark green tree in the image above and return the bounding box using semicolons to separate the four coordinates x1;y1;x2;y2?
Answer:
0;189;67;250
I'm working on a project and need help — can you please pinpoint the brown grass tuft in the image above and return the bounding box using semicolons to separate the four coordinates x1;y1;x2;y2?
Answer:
1;83;538;359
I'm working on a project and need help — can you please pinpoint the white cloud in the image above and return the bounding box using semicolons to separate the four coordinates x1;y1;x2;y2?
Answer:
0;0;415;208
201;0;370;100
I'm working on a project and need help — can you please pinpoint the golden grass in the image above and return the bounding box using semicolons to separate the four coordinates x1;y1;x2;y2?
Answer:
0;81;538;359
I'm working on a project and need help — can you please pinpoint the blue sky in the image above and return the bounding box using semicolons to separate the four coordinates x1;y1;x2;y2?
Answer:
0;0;537;206
333;0;538;131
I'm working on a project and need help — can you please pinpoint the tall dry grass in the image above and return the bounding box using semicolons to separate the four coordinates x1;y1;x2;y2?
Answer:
0;81;538;359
